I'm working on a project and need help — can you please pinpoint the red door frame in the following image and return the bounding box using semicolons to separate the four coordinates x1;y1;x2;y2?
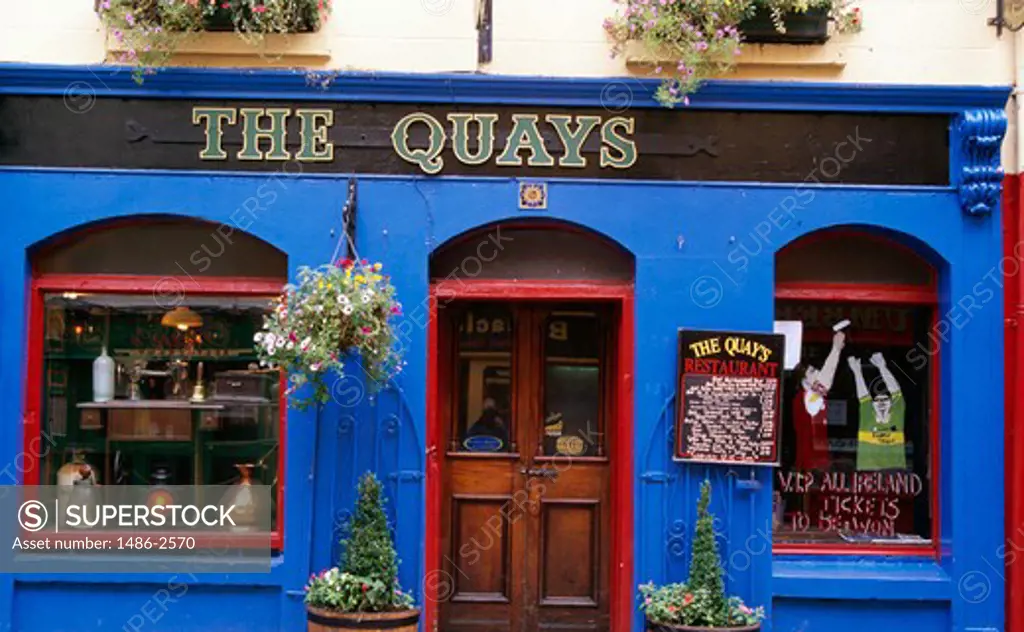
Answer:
25;273;287;550
424;279;635;632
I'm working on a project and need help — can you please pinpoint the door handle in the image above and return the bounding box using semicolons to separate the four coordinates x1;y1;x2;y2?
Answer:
520;466;559;480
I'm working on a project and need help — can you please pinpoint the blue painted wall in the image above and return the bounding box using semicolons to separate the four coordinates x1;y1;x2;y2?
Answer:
0;65;1009;632
0;169;1005;632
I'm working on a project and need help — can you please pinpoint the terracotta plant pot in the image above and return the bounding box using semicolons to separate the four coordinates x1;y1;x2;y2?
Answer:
307;607;420;632
646;620;761;632
739;6;829;45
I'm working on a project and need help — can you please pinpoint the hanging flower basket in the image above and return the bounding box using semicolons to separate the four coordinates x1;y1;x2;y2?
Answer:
96;0;331;82
255;259;403;410
740;6;829;44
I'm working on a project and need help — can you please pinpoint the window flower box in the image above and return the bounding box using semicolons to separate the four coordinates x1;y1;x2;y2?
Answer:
604;0;861;108
95;0;331;80
740;7;830;45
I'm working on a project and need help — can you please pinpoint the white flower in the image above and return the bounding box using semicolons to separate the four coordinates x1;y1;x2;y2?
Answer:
300;337;312;351
361;290;373;304
286;341;295;350
276;337;286;348
264;333;277;348
339;294;351;306
268;347;276;356
310;362;321;372
315;305;323;313
254;332;264;343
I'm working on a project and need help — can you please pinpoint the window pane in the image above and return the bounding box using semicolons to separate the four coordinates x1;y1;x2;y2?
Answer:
773;300;932;545
41;292;281;532
542;312;604;457
455;304;513;453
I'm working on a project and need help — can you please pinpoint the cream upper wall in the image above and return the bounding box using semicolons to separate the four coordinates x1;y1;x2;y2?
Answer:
0;0;1013;81
0;0;1018;165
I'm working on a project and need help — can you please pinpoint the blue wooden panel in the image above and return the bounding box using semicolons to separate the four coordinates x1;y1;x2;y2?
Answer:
13;583;281;632
773;598;950;632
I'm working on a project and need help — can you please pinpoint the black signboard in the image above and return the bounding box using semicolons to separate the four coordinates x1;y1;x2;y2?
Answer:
0;96;950;184
674;329;784;465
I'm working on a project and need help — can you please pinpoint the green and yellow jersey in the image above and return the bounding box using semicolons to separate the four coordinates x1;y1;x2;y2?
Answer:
856;392;907;471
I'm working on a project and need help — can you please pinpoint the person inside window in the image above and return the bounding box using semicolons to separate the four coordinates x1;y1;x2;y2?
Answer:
465;397;509;448
848;352;907;471
792;329;846;472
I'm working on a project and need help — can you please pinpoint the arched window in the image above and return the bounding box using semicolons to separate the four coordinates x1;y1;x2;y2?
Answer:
27;217;287;548
773;230;938;554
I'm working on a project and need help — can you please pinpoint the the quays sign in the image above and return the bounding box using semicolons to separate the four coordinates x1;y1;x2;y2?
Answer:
0;96;949;183
191;107;638;174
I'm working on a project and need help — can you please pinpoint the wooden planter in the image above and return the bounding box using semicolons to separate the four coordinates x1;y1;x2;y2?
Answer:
307;607;420;632
740;6;829;45
647;621;761;632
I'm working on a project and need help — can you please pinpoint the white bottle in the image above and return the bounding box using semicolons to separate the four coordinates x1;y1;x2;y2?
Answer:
92;346;115;402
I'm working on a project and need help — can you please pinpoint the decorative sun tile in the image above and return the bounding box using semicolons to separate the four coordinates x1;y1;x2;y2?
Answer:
519;182;548;210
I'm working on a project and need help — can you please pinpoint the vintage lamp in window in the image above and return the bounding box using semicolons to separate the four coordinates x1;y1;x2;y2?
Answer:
161;306;203;331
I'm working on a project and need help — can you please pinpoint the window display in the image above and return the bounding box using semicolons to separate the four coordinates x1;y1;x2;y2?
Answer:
39;292;282;534
773;231;937;549
773;301;933;546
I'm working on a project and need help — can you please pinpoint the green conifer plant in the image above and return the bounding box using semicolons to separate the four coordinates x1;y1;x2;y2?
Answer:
304;472;414;613
341;472;400;598
686;479;729;626
638;480;764;629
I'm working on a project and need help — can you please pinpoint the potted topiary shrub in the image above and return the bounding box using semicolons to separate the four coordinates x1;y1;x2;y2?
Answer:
639;480;765;631
305;472;419;632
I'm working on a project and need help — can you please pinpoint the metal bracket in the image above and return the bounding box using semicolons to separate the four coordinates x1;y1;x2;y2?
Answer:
341;178;357;260
989;0;1024;36
477;0;493;64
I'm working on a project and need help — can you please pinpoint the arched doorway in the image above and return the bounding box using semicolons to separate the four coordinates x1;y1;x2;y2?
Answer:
425;221;635;632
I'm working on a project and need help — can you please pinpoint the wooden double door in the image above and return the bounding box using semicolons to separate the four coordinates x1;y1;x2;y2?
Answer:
438;301;614;632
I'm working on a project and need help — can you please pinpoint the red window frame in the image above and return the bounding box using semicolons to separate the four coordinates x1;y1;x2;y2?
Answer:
24;273;287;550
772;232;941;558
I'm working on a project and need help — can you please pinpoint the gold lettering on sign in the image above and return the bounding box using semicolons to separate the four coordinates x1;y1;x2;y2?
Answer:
193;107;639;173
192;106;335;162
389;112;639;174
193;107;237;160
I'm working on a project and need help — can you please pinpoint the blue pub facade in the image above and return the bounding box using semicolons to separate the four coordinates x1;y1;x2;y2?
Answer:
0;64;1011;632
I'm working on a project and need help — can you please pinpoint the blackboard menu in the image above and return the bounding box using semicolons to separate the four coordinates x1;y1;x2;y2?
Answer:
674;330;784;465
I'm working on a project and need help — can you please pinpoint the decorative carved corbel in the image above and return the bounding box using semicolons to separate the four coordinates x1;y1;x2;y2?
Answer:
956;108;1008;217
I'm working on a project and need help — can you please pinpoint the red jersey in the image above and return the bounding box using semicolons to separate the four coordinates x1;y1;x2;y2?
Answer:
792;383;831;471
